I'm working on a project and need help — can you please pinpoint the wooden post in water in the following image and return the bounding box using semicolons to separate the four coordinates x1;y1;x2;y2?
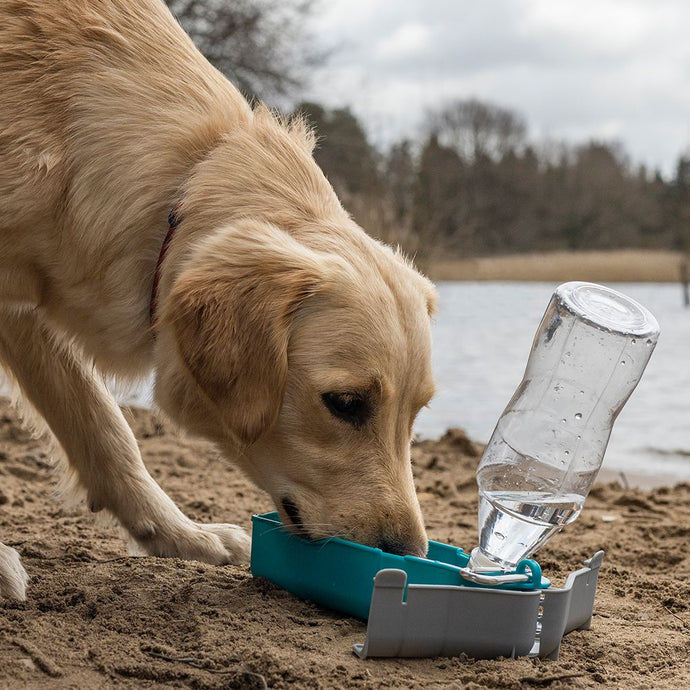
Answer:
681;258;690;308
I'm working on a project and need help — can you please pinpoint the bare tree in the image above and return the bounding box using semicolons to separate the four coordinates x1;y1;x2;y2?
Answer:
165;0;324;102
426;98;527;162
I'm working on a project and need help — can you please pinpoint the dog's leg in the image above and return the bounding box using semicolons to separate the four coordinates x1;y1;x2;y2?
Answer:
0;309;250;575
0;543;29;600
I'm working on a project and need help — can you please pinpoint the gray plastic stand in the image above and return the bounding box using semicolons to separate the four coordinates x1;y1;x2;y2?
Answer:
353;551;604;660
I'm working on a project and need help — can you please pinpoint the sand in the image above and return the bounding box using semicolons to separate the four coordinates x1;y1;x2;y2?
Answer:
1;399;689;689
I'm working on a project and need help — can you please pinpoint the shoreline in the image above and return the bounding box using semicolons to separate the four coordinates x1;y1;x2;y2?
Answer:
594;467;686;490
418;429;690;490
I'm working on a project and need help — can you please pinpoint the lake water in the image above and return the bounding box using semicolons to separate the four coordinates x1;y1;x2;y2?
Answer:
3;282;688;481
416;282;690;480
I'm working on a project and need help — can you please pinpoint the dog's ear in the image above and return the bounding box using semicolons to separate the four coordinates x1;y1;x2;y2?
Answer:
163;223;326;446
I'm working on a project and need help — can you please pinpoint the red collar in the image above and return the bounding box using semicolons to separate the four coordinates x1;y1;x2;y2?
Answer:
149;208;180;325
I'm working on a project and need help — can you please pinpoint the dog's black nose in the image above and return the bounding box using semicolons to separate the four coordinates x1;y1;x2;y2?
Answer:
280;497;304;531
377;536;411;556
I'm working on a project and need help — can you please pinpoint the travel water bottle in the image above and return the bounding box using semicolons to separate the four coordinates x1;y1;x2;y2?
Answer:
468;282;660;572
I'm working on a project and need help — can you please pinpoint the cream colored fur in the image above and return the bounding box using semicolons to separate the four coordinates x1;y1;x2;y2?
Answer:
0;0;437;600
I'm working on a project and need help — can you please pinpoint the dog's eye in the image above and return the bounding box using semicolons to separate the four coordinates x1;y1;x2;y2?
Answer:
321;391;369;428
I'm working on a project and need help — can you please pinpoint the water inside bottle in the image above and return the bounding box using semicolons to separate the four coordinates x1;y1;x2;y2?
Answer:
475;488;584;570
472;436;599;570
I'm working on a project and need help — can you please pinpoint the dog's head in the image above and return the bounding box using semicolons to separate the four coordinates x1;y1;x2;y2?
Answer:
156;218;436;557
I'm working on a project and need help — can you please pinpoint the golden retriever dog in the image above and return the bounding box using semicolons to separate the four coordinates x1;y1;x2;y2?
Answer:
0;0;436;600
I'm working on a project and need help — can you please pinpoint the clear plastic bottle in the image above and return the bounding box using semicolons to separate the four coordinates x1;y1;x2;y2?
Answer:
468;282;660;572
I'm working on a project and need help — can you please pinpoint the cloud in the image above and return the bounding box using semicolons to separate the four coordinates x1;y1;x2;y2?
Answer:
304;0;690;175
376;23;431;61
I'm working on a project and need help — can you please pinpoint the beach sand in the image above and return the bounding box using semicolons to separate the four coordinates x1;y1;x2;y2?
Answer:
1;400;689;689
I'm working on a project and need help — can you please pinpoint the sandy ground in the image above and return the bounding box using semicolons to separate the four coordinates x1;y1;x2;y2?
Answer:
1;397;689;689
425;249;686;283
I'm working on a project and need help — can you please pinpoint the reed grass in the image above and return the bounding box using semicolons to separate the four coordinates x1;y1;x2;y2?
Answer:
424;249;685;283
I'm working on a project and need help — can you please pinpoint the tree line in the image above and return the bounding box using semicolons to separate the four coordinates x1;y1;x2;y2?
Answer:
299;100;690;261
167;0;690;260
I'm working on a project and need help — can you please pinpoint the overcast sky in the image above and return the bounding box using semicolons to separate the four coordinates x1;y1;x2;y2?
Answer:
303;0;690;178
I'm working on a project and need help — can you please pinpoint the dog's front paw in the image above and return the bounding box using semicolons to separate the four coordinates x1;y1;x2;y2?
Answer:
197;523;251;564
128;520;251;566
0;543;29;601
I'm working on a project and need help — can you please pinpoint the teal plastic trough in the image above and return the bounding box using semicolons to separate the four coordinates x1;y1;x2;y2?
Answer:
250;511;547;621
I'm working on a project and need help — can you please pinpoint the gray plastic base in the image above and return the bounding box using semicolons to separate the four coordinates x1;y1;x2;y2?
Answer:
353;551;604;660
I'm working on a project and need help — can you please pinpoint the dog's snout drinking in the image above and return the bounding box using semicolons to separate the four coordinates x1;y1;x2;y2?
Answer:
280;497;305;533
377;535;426;558
277;494;427;557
